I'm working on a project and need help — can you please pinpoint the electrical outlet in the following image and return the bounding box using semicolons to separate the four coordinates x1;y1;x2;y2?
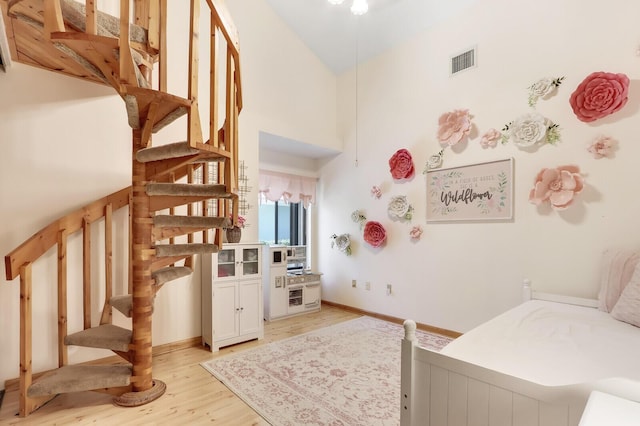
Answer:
352;279;357;288
365;282;371;291
386;284;392;295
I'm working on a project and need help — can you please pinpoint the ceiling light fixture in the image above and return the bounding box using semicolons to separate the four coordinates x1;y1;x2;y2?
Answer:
350;0;369;15
327;0;368;15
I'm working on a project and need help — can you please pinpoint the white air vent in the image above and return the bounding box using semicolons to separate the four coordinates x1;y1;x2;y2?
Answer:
450;46;476;75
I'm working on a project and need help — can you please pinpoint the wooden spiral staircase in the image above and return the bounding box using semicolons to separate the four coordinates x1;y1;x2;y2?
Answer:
2;0;242;416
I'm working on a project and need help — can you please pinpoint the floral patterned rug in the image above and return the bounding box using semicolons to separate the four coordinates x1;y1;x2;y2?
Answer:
201;316;453;426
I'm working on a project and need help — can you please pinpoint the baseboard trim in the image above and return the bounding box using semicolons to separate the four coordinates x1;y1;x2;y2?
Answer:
321;300;462;339
3;336;203;392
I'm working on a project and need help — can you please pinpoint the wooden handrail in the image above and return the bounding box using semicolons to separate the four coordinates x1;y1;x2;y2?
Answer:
5;187;131;281
5;186;132;416
206;0;240;61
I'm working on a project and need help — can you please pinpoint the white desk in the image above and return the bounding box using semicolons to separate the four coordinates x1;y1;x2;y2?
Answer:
579;391;640;426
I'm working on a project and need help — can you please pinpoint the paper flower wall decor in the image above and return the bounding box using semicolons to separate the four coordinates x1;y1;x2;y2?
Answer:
351;210;367;229
389;149;415;180
409;225;423;241
330;233;352;255
587;135;616;159
529;165;584;211
437;109;472;146
423;149;444;173
371;185;382;199
387;195;413;220
363;221;387;248
569;72;629;123
501;112;560;149
480;128;501;149
528;76;564;107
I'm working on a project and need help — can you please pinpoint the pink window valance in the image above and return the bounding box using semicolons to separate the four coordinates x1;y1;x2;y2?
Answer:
259;170;317;207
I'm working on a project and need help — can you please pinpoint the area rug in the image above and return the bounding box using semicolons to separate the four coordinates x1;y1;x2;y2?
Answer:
201;316;453;426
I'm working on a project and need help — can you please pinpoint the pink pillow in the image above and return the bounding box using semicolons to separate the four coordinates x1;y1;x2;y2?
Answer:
611;263;640;328
597;249;640;312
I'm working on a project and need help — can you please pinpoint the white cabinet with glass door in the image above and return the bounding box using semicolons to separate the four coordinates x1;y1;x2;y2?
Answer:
202;243;264;351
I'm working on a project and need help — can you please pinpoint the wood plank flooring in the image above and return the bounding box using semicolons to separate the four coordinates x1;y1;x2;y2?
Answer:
0;304;360;425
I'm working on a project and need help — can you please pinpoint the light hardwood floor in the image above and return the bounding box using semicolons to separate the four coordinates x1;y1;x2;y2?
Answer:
0;305;360;425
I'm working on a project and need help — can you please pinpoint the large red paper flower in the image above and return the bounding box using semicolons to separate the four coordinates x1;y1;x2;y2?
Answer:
363;221;386;248
529;165;584;210
437;109;471;146
388;149;415;180
569;72;629;123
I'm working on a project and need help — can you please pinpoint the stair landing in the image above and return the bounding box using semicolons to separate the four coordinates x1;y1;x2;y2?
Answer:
1;0;148;86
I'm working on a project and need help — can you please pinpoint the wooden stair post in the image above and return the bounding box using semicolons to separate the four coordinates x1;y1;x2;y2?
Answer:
114;128;165;406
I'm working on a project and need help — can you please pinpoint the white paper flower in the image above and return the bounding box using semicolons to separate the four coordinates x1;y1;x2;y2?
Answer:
330;233;351;255
423;150;444;174
351;210;366;229
335;234;350;252
509;112;548;148
388;195;412;220
528;77;564;107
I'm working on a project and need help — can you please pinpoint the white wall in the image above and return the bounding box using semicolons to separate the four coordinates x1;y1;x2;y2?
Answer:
318;0;640;333
226;0;338;243
0;64;133;389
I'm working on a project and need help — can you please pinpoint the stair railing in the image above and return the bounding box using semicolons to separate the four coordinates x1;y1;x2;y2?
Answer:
116;0;242;233
187;0;243;234
5;0;243;415
4;187;132;416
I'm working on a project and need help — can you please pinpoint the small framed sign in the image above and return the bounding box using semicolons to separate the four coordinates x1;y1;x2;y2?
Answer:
426;158;514;222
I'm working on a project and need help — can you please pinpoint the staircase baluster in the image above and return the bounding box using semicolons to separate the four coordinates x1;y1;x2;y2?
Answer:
210;24;219;148
159;0;168;92
85;0;97;35
100;204;114;326
43;0;64;37
119;0;138;86
188;0;204;148
57;230;69;367
148;0;160;52
82;217;92;330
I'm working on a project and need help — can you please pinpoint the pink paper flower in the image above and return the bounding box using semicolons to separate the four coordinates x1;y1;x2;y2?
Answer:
409;226;423;240
371;185;382;199
529;165;584;211
363;221;386;248
437;109;471;146
587;135;615;159
388;149;415;180
480;128;501;149
569;72;629;123
227;214;245;228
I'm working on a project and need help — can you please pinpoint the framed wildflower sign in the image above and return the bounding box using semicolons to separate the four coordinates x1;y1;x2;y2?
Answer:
426;158;514;222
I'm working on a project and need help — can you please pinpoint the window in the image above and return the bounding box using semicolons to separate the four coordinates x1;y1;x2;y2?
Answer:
258;200;308;246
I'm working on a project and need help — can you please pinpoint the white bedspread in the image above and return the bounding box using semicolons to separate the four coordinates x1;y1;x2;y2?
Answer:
440;300;640;386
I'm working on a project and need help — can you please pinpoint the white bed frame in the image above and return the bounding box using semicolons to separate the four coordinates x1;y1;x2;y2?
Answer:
400;280;640;426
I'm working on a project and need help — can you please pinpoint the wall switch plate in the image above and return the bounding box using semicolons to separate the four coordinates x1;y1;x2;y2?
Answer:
352;279;357;288
386;284;392;295
365;282;371;291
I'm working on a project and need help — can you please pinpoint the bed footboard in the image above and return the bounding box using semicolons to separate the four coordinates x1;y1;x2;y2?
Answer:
400;320;640;426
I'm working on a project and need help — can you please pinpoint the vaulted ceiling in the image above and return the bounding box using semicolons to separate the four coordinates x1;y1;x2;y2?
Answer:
263;0;479;74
